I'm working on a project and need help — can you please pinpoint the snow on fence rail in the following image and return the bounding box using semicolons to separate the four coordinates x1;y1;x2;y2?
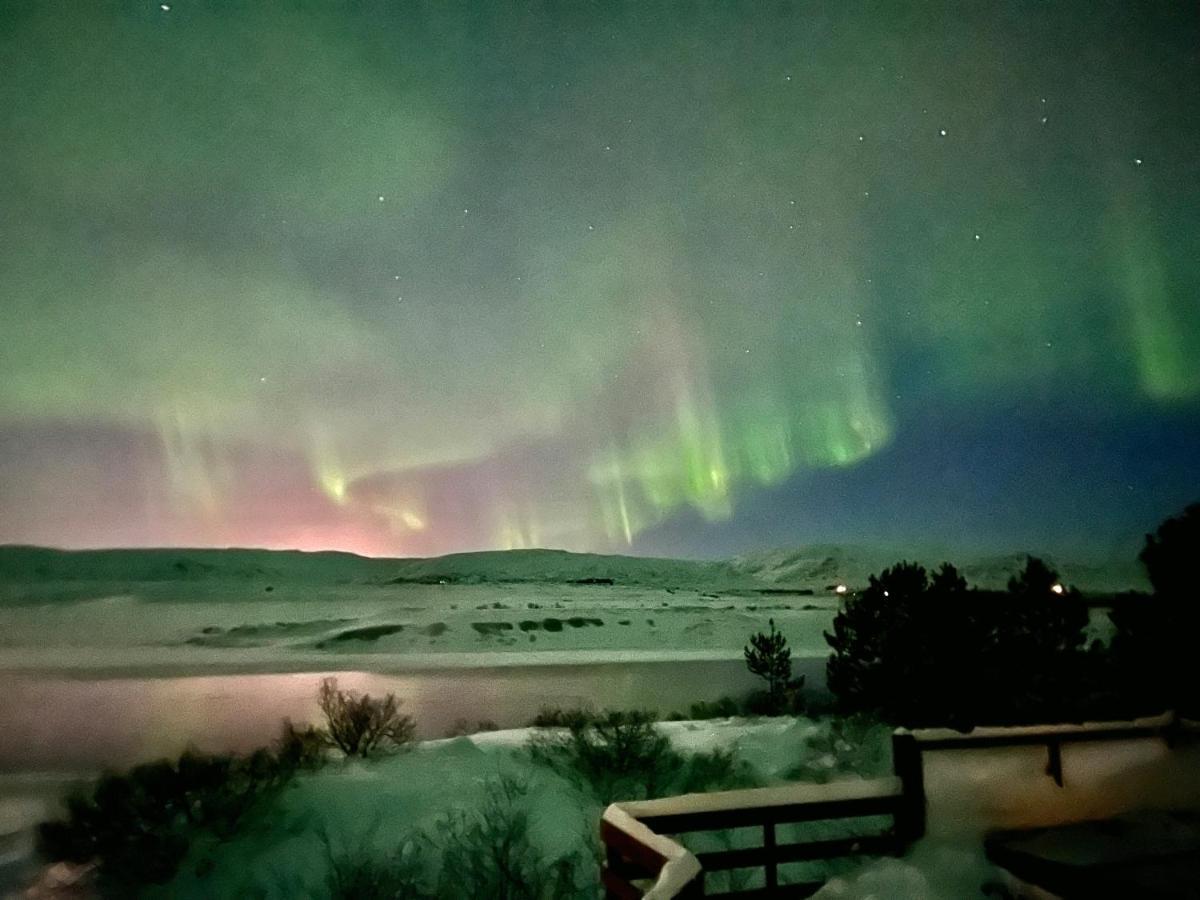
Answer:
600;712;1198;898
904;710;1196;787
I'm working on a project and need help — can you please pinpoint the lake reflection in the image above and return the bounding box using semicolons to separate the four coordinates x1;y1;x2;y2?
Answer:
0;658;826;772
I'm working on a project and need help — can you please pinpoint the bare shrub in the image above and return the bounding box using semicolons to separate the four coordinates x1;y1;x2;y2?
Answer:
429;775;584;900
317;677;415;758
320;829;427;900
530;708;751;804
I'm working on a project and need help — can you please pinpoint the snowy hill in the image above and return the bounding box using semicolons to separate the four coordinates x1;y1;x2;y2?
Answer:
0;543;1147;593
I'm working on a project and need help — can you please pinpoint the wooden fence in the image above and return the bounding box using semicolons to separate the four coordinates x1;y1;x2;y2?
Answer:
601;732;924;899
600;711;1194;898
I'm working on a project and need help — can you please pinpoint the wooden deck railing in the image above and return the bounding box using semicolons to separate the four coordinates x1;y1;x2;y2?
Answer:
601;732;925;899
600;711;1197;898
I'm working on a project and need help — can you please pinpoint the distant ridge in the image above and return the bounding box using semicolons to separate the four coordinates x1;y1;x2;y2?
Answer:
0;544;1147;593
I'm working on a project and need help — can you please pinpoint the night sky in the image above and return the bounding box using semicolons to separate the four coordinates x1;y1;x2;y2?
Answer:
1;1;1198;560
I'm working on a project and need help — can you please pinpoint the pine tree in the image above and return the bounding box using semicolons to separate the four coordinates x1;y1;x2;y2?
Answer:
744;619;793;711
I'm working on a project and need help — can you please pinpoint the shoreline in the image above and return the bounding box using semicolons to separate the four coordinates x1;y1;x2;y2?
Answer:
0;648;813;680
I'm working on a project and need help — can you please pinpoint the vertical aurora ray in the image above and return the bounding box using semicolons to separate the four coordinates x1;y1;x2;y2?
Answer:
1105;193;1200;402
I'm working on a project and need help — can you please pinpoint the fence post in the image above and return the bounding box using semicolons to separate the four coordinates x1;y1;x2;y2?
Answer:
891;731;926;843
764;820;778;891
603;842;621;900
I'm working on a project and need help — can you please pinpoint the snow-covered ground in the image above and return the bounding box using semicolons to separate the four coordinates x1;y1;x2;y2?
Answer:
4;717;1009;899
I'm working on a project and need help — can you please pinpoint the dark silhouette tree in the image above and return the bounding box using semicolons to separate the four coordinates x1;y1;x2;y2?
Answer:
825;561;928;722
744;618;796;713
992;557;1089;720
1139;502;1200;602
1112;503;1200;714
827;557;1090;727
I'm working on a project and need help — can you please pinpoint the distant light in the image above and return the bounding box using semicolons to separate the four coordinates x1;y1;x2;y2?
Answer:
160;4;170;10
939;129;947;137
1135;158;1143;166
377;195;385;202
1051;583;1065;595
835;584;848;595
883;590;890;598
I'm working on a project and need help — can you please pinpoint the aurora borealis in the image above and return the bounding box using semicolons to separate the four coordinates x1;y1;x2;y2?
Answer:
1;2;1198;559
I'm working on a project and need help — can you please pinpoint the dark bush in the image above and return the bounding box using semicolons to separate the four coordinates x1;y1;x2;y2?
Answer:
37;746;296;894
527;705;595;729
444;719;501;738
685;696;741;720
276;718;328;771
529;709;752;803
